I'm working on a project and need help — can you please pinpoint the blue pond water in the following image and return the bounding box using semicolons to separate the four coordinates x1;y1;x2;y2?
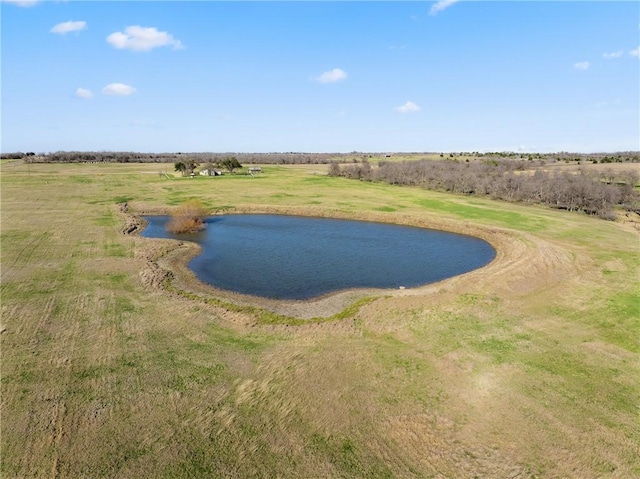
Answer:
141;214;495;300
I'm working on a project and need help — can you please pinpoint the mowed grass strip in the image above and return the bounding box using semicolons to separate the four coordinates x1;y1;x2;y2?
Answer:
1;161;638;478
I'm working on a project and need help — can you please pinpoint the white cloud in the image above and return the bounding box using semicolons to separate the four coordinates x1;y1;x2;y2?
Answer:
574;61;590;70
430;0;460;15
1;0;40;7
630;46;640;59
603;50;623;59
395;101;421;113
50;21;87;35
594;98;622;109
106;26;183;52
75;88;93;99
102;83;136;96
315;68;348;84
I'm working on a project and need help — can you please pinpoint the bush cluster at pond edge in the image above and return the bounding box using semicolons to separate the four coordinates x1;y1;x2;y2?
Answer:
166;200;209;234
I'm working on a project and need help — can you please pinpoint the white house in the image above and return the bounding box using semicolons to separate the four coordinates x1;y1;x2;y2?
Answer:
200;169;224;176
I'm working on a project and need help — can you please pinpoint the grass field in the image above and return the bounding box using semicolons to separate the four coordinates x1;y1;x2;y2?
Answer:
1;161;639;478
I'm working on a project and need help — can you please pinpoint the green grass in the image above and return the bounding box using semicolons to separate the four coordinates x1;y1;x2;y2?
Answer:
307;433;394;478
557;289;640;353
414;196;544;230
1;161;639;478
165;275;376;326
94;211;117;226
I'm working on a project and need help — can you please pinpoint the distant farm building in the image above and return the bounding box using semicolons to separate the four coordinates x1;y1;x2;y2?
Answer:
199;169;223;176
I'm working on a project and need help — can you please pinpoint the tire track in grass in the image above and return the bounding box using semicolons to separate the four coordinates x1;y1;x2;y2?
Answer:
1;231;50;285
7;287;96;476
32;294;100;478
8;295;58;476
1;192;51;285
40;300;70;478
48;296;99;479
50;401;67;479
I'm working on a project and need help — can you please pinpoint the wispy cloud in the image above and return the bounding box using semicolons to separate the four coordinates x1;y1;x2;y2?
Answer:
107;26;183;52
594;98;622;109
630;46;640;59
1;0;40;7
430;0;460;15
75;88;94;99
574;61;590;71
395;101;421;113
603;50;623;59
51;21;87;35
102;83;136;96
314;68;348;84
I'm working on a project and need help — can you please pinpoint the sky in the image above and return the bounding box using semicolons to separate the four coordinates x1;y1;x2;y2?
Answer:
1;1;639;153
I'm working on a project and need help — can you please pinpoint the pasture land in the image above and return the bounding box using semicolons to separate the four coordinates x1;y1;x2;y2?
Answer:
1;161;639;478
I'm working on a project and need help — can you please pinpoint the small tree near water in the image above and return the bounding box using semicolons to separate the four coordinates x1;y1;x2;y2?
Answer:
166;200;209;234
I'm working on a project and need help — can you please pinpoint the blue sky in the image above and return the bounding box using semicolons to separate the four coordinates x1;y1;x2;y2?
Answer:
2;1;639;153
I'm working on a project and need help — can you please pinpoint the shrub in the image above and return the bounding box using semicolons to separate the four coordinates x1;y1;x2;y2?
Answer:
327;161;341;176
166;200;209;234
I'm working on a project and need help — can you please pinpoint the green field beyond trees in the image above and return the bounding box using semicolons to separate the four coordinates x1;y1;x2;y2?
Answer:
1;161;639;478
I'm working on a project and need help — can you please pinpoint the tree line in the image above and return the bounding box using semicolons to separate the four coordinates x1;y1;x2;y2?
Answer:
328;159;639;219
4;151;349;164
3;150;638;165
0;152;36;160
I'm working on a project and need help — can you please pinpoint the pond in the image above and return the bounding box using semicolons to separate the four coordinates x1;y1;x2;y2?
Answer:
141;214;496;300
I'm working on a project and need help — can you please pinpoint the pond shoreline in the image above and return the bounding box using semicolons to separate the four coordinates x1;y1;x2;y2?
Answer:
119;202;555;321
